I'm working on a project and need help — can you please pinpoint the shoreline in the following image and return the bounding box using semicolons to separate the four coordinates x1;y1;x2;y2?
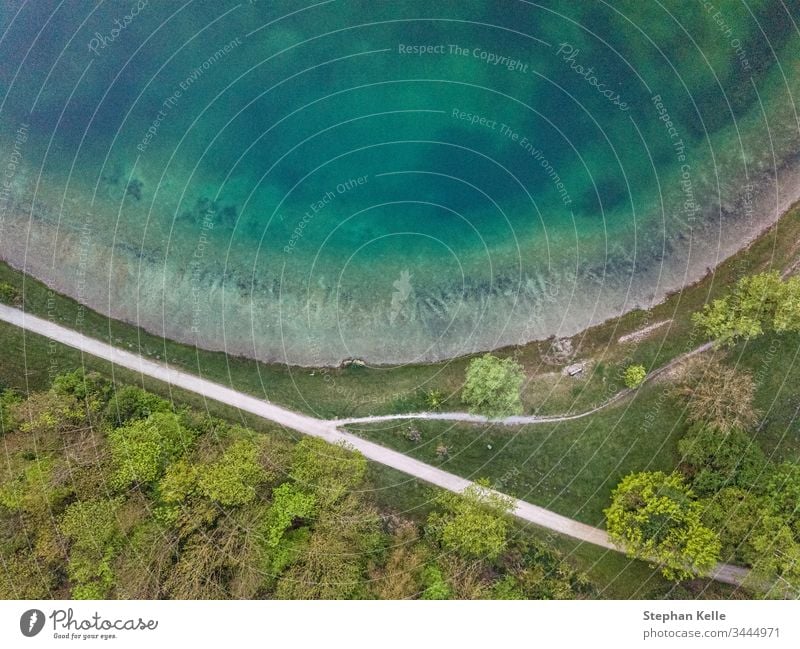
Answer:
2;193;799;372
3;156;800;368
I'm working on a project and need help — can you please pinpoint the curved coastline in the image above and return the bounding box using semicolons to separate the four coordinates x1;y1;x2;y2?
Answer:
3;163;800;369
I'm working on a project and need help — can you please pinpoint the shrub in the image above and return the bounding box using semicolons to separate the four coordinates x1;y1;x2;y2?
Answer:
461;354;525;418
623;364;647;389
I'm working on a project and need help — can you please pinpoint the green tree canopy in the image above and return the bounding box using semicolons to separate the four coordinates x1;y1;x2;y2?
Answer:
426;481;514;559
461;354;525;418
109;411;194;489
262;482;316;548
693;272;800;345
59;498;123;599
198;439;269;507
677;424;768;495
605;471;721;581
290;438;367;504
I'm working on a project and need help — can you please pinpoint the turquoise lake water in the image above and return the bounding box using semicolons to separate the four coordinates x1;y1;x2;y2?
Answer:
1;1;799;364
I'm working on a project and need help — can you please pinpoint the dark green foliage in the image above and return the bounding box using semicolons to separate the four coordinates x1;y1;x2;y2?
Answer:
105;384;171;425
677;424;768;495
0;389;21;433
702;487;765;564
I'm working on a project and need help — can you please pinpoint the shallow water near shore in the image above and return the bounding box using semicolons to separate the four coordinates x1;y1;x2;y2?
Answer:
1;1;799;365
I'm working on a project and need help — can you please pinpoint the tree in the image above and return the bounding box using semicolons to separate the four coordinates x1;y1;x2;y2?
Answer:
274;495;381;599
604;471;721;581
701;487;765;563
105;385;170;425
623;364;647;389
290;438;367;504
426;480;514;559
693;271;800;345
59;498;123;598
198;439;268;507
109;412;194;489
675;358;759;433
677;423;767;495
461;354;525;418
262;482;315;548
762;462;800;530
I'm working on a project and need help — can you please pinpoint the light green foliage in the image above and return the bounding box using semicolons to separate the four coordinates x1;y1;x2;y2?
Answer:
266;527;311;578
623;364;647;389
774;276;800;332
693;271;800;345
605;471;721;581
290;438;367;504
424;389;445;410
198;439;268;507
421;565;452;600
158;459;199;504
747;515;800;596
109;412;194;489
262;483;315;548
461;354;525;418
0;457;69;515
59;499;123;598
426;480;514;559
677;424;767;495
491;575;524;599
0;281;21;305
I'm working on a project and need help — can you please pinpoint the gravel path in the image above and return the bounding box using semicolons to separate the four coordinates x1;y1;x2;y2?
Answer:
0;303;748;588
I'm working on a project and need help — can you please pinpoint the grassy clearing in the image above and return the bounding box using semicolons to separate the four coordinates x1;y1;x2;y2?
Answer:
348;380;689;526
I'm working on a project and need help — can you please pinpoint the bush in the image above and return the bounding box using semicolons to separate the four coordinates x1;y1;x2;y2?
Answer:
623;364;647;389
605;471;721;581
0;282;21;305
105;385;171;425
678;424;768;495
